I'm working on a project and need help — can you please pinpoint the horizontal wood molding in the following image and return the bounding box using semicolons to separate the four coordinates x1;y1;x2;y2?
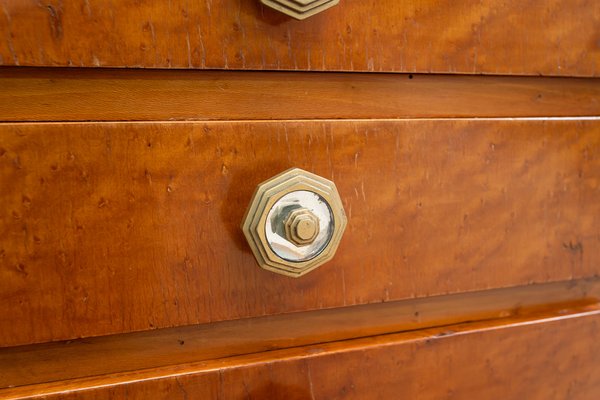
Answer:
2;278;598;389
0;1;599;76
1;119;599;347
1;297;599;399
1;68;600;122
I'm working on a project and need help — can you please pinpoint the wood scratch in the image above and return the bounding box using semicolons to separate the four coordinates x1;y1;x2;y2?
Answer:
148;20;158;65
307;362;316;400
45;2;63;40
2;4;19;65
175;377;189;400
83;0;92;16
283;125;292;164
286;26;293;68
341;267;347;306
218;368;224;399
197;25;206;68
236;0;246;68
222;44;229;69
185;31;192;67
361;181;366;202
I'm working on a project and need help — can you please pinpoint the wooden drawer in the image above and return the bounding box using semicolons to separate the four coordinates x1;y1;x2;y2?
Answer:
2;117;599;347
1;1;599;76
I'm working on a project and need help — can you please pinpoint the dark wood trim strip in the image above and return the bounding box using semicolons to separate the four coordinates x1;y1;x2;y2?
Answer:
1;68;599;122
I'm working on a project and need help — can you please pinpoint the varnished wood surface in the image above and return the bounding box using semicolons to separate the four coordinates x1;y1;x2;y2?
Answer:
2;278;598;390
2;68;600;122
1;1;599;76
1;119;599;347
2;305;599;399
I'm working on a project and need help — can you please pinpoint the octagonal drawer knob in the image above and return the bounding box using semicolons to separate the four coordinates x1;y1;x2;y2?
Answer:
261;0;339;20
241;168;347;277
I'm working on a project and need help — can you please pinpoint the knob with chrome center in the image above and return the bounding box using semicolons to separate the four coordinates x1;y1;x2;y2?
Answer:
241;168;347;277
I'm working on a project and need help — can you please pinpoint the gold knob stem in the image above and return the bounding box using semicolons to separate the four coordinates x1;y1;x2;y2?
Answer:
284;208;320;246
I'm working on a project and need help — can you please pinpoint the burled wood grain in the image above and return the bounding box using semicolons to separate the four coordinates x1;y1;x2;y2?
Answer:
3;307;600;399
2;68;600;122
0;1;599;76
1;119;599;347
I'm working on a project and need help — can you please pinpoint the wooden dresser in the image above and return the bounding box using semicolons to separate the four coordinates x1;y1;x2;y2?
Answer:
1;1;600;398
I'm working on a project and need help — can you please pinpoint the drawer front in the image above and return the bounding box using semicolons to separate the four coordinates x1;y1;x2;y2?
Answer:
1;119;599;347
0;1;599;76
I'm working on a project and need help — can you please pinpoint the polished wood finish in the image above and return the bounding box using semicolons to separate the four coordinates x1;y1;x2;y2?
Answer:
2;304;599;399
2;68;600;122
2;0;598;397
1;1;599;76
2;278;598;390
1;119;599;347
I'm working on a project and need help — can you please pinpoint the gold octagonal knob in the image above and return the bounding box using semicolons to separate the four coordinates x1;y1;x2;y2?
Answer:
261;0;339;20
241;168;347;277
